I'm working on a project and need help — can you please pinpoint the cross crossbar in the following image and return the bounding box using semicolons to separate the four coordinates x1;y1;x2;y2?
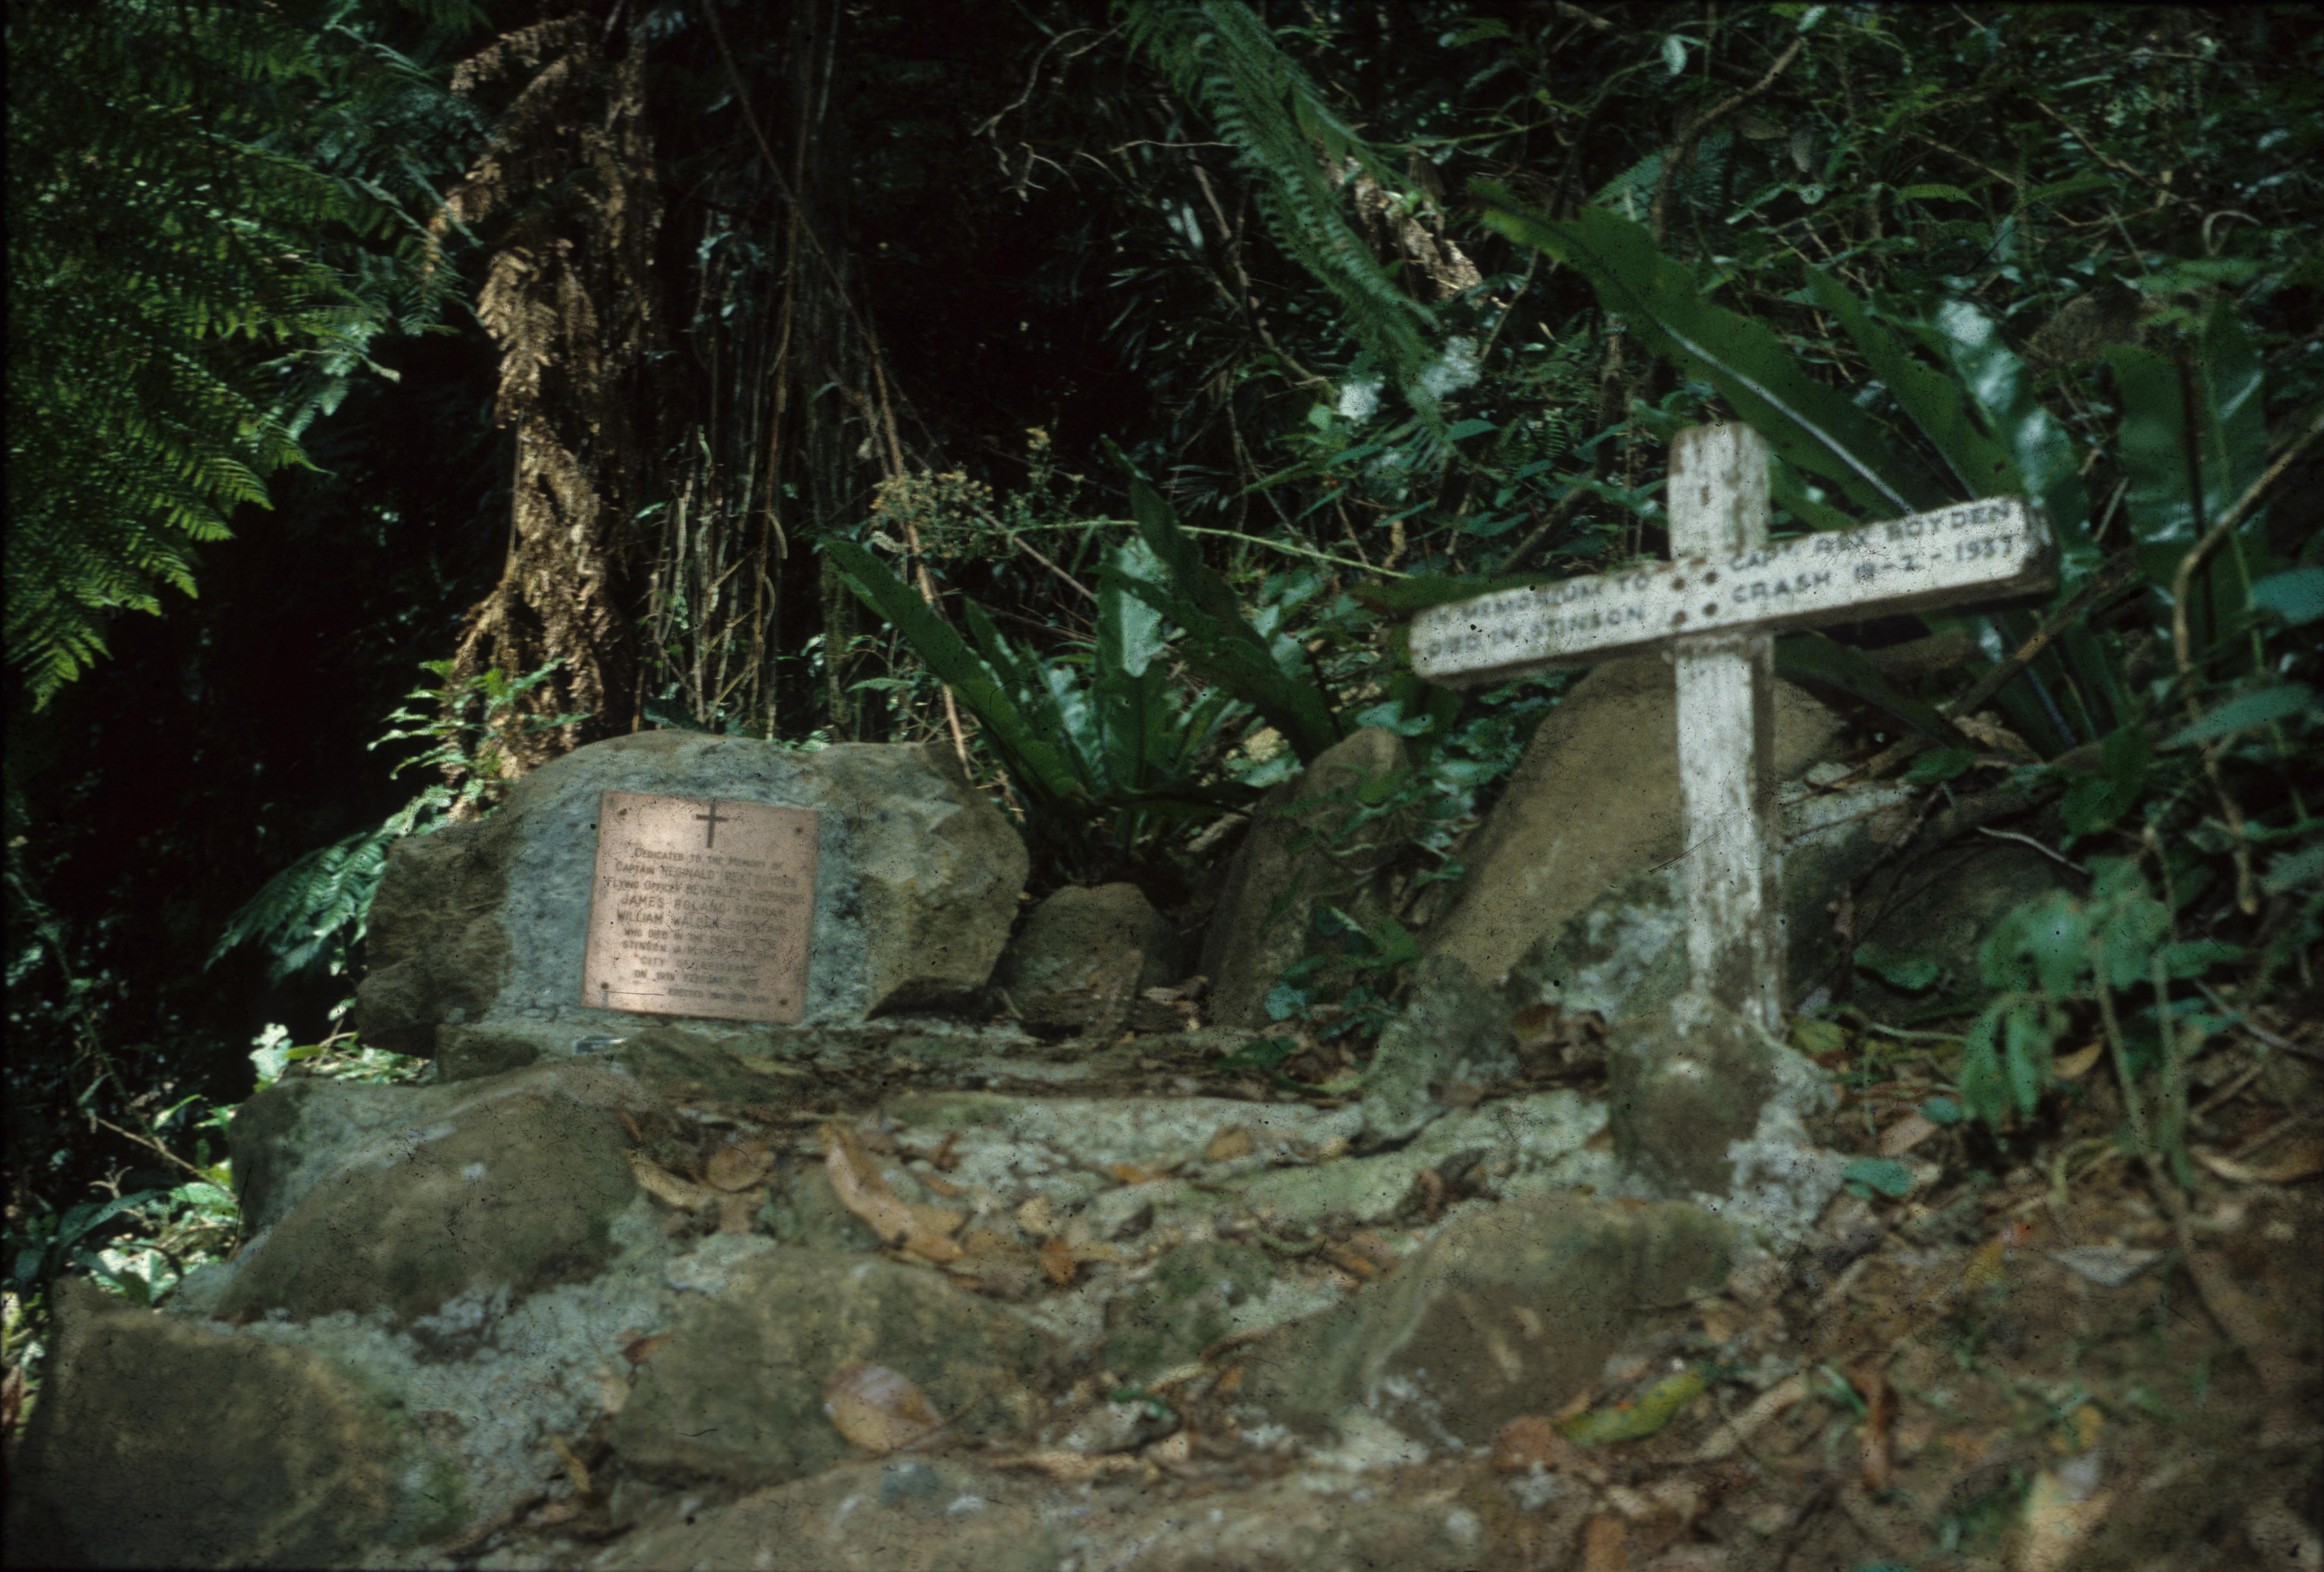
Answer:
1411;495;2052;689
1412;424;2056;1032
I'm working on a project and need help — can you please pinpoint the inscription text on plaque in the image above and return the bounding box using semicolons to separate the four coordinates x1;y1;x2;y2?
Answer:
582;791;818;1024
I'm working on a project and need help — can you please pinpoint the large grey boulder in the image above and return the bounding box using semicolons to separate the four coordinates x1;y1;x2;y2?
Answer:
2;1279;460;1569
355;732;1028;1057
1199;726;1413;1029
1504;772;1917;1025
610;1247;1055;1488
1000;882;1180;998
602;1454;1514;1572
1235;1193;1734;1446
1851;837;2069;1007
215;1060;651;1324
1423;655;1845;986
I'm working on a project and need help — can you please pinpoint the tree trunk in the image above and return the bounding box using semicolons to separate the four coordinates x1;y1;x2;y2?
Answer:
439;12;673;787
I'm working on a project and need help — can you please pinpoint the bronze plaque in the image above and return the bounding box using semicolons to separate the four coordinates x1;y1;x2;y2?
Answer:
582;791;818;1024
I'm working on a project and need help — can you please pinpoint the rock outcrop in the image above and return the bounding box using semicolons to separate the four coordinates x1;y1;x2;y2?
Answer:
1198;726;1413;1029
1000;883;1181;1000
1423;655;1845;987
1359;953;1520;1146
355;732;1028;1059
1503;769;1917;1026
1236;1193;1735;1446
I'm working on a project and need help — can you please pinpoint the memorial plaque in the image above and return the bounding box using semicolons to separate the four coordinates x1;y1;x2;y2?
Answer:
1410;496;2053;688
582;791;818;1024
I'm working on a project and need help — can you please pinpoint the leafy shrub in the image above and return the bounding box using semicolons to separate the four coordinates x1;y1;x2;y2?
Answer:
211;659;589;982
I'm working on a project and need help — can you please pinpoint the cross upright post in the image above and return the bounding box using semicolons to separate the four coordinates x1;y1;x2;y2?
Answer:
1667;425;1783;1032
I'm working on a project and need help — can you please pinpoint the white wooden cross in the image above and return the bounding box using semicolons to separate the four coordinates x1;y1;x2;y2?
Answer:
1410;424;2056;1031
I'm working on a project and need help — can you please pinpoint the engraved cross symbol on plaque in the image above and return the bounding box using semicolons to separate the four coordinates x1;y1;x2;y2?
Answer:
693;800;728;847
1410;423;2057;1032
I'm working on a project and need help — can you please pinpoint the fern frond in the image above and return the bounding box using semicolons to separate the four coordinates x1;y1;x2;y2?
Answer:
209;823;400;981
1130;1;1447;409
6;0;484;702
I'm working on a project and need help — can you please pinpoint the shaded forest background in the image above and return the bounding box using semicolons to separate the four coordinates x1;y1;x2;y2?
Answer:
5;0;2320;1335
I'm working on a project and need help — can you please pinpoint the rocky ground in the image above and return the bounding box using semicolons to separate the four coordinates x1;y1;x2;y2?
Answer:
6;678;2317;1570
8;996;2317;1572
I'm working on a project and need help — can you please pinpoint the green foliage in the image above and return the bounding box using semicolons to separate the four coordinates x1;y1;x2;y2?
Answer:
0;1015;423;1334
7;1190;176;1308
1126;1;1450;414
1121;480;1345;763
5;0;477;703
211;660;587;982
1264;904;1420;1043
1461;79;2317;1184
827;534;1258;882
1476;199;1952;518
1961;860;2248;1179
1842;1157;1918;1200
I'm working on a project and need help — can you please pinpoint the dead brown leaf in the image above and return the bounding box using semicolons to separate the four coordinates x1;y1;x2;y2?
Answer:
1146;1429;1194;1468
2016;1469;2112;1572
1204;1125;1256;1163
1880;1113;1939;1158
716;1191;760;1235
546;1433;597;1503
2054;1042;2104;1080
628;1152;717;1211
1605;1478;1701;1561
706;1142;775;1192
1689;1373;1807;1463
823;1362;943;1454
960;1226;1024;1258
1039;1235;1079;1286
823;1124;963;1263
2196;1141;2324;1186
1490;1414;1609;1484
908;1200;966;1236
994;1449;1142;1481
620;1332;673;1367
1696;1298;1748;1344
1956;710;2033;757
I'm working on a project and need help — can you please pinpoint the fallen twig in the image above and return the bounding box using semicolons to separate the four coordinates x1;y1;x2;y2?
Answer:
1690;1372;1808;1463
2196;983;2324;1064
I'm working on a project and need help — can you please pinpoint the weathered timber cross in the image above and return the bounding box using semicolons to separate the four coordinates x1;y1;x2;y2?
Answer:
1411;424;2056;1032
694;800;728;847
